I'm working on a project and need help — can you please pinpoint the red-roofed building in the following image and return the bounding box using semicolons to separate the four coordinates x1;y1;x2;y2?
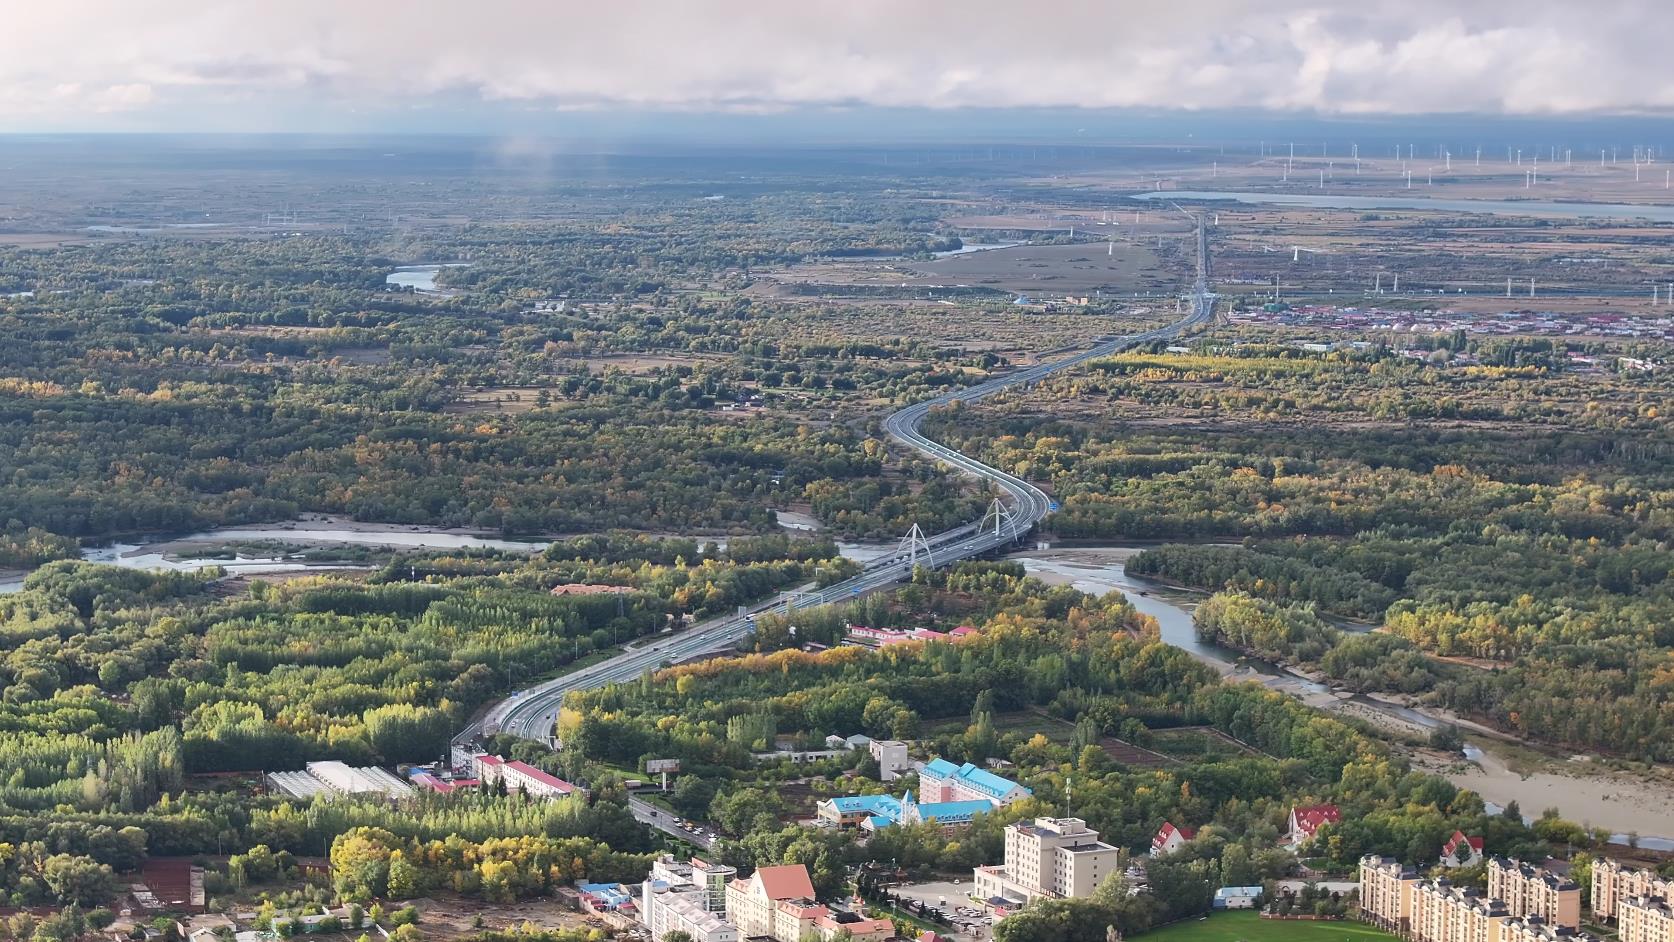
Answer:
724;865;889;942
473;754;578;800
1151;821;1198;857
1440;831;1485;867
1285;805;1341;850
948;626;980;639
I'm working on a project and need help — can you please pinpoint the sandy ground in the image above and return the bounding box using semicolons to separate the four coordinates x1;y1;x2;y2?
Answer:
1415;747;1674;841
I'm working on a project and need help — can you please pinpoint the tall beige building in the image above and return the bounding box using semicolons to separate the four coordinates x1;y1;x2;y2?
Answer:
973;817;1124;905
1411;878;1511;942
1501;915;1604;942
1619;896;1674;942
1594;859;1674;922
1359;856;1602;942
1360;855;1419;935
1488;858;1581;928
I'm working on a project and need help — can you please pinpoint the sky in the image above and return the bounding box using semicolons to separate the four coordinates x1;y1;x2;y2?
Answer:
5;1;1673;134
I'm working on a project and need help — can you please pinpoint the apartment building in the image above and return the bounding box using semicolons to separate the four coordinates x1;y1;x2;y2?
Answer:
1488;859;1581;928
641;855;738;942
1360;855;1419;934
1361;855;1603;942
1594;858;1674;922
1500;916;1603;942
973;817;1124;905
1620;896;1674;942
1411;878;1511;942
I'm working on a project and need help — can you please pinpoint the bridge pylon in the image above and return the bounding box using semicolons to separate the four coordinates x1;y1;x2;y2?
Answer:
898;522;934;570
981;497;1025;542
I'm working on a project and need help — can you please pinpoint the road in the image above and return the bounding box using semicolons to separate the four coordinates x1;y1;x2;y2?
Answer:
628;794;718;850
458;212;1216;747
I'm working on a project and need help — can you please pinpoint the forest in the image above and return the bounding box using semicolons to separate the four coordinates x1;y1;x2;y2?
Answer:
934;334;1674;760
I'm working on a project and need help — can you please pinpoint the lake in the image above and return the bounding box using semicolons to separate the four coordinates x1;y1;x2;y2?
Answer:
386;263;467;294
1136;190;1674;222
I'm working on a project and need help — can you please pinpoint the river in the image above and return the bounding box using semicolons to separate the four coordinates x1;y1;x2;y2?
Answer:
0;514;897;594
1005;545;1674;850
1136;190;1674;222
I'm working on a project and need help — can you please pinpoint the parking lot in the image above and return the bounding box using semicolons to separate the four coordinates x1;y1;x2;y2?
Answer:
890;879;994;940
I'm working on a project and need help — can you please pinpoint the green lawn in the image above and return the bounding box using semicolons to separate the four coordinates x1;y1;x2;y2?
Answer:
1136;912;1399;942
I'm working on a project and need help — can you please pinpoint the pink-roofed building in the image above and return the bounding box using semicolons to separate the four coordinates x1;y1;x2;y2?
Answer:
1285;804;1342;850
948;626;980;639
410;772;454;794
1151;821;1198;857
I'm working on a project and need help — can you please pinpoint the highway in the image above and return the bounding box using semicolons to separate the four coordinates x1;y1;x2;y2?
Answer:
458;212;1216;748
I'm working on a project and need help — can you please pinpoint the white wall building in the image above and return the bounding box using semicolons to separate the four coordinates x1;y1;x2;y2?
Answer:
641;855;739;942
869;740;912;781
973;817;1124;905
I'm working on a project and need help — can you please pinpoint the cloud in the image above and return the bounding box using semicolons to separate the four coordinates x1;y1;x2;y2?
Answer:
4;0;1673;128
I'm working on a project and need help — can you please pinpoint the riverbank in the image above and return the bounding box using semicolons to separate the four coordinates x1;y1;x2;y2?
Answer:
1005;545;1674;847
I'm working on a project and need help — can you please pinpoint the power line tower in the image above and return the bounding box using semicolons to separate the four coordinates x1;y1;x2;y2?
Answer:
898;523;934;570
980;498;1024;541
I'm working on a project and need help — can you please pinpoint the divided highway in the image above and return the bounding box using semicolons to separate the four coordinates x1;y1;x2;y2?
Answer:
460;214;1216;747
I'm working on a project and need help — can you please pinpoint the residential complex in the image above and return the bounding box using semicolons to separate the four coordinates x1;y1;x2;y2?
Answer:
920;758;1031;806
973;817;1124;906
1619;896;1674;942
1360;856;1419;935
641;855;737;942
1487;858;1581;928
723;864;892;942
1594;859;1674;922
1361;856;1601;942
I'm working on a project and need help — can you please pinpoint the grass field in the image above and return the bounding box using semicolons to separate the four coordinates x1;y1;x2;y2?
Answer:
1136;912;1398;942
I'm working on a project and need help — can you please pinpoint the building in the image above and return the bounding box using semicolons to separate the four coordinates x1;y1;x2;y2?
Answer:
972;817;1124;906
472;754;579;799
1285;804;1341;850
869;739;913;780
1360;855;1419;935
1214;886;1262;910
1620;896;1674;942
266;762;413;799
641;856;739;942
920;758;1031;806
1412;878;1511;942
1440;831;1485;868
1361;856;1602;942
1594;858;1674;922
1150;822;1197;857
815;791;993;832
1501;916;1603;942
723;864;890;942
1488;858;1581;928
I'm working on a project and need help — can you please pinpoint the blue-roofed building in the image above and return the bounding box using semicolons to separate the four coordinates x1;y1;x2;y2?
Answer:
816;791;994;833
1213;886;1263;910
919;759;1030;807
